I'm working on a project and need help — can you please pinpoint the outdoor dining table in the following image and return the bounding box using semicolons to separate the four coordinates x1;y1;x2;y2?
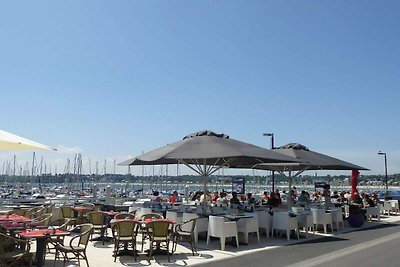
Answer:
0;209;13;215
0;214;32;223
72;206;93;222
0;221;45;236
224;214;254;221
103;211;120;217
18;229;70;267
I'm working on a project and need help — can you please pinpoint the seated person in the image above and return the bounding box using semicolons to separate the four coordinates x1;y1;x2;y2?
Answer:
216;192;229;207
151;191;162;202
370;192;379;205
363;194;376;208
211;191;219;203
229;192;241;206
246;192;256;205
261;191;269;204
297;190;311;205
337;191;347;203
194;194;202;206
200;190;211;204
352;192;363;205
169;190;181;203
331;191;340;199
265;192;279;207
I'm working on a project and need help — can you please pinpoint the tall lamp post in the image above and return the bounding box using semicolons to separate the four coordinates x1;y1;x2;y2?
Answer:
263;133;275;192
378;151;388;190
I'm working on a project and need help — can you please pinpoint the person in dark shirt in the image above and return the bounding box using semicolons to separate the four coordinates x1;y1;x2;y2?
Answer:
246;192;256;205
363;194;376;208
352;192;363;205
266;192;279;207
229;192;241;206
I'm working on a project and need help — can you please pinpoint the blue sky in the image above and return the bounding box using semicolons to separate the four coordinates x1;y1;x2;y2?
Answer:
1;1;399;176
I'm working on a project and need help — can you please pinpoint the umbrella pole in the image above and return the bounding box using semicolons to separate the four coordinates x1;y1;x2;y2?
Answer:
288;170;292;211
202;160;208;207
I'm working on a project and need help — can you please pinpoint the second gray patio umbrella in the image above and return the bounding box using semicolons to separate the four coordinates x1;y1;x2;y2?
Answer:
119;130;301;195
253;143;369;208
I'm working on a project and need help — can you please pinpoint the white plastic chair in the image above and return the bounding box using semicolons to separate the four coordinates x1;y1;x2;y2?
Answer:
207;215;238;251
390;200;399;214
211;206;224;215
292;206;304;213
366;206;381;221
330;208;344;230
166;211;182;224
297;213;314;238
256;210;272;238
382;201;392;215
311;209;333;234
135;207;153;219
182;212;208;244
237;213;260;244
344;204;350;218
271;211;299;241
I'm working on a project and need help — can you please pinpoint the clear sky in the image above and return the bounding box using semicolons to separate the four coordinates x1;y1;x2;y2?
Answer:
1;1;399;177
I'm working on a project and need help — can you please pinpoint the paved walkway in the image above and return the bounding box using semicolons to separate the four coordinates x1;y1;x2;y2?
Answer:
39;214;400;266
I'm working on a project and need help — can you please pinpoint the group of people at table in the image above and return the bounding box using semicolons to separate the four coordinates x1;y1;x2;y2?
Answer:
151;187;382;210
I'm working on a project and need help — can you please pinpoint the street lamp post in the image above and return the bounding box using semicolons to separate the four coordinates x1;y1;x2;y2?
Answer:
263;133;275;192
378;151;388;190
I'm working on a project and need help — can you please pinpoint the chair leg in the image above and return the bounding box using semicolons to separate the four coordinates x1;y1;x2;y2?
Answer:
257;231;260;243
235;235;239;248
206;234;210;247
190;240;195;256
244;232;249;244
133;240;137;262
220;237;225;251
167;240;170;262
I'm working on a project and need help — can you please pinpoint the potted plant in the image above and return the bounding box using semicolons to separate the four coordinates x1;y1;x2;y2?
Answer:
347;205;364;227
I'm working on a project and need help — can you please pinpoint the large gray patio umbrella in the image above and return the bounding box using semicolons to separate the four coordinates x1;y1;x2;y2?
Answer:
253;143;369;208
119;130;301;195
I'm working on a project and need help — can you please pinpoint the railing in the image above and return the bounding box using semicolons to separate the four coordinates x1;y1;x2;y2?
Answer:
0;197;138;208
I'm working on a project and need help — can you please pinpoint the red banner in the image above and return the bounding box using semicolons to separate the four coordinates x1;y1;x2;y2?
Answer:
351;169;360;197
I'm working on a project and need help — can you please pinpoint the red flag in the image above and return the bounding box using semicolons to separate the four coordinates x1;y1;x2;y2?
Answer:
351;170;360;197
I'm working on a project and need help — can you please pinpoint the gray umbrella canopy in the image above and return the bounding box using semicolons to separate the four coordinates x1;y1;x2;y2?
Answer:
254;143;368;173
253;143;368;209
119;130;301;176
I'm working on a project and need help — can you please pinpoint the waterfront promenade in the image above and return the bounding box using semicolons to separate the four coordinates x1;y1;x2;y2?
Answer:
40;213;400;267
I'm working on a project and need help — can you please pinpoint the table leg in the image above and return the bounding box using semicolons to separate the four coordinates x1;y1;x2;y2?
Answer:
35;238;47;267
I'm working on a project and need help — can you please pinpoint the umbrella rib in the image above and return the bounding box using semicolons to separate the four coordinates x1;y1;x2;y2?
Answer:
177;159;202;176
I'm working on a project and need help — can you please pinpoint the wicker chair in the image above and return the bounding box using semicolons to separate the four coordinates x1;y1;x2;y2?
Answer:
139;214;163;252
54;223;93;267
35;213;53;228
114;212;135;220
0;232;33;267
46;203;55;213
111;220;139;262
129;210;137;217
11;209;26;217
60;206;77;227
87;212;108;245
48;218;72;251
146;220;173;262
172;217;198;256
